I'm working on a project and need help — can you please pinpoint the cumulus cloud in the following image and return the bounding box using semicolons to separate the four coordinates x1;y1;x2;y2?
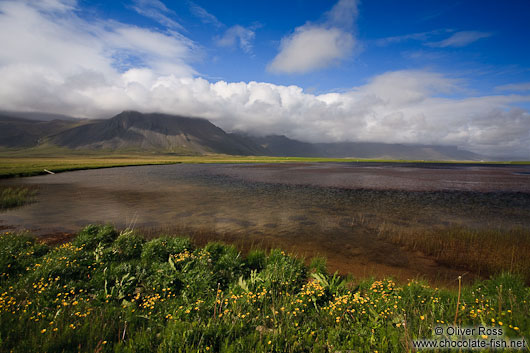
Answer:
0;0;529;158
324;0;358;29
268;26;354;74
268;0;358;74
215;25;256;54
428;31;492;47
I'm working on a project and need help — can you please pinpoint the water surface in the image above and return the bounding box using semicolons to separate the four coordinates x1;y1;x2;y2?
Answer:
1;162;530;283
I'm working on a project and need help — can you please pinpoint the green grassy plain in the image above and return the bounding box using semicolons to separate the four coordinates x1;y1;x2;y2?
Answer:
1;146;528;179
0;225;528;352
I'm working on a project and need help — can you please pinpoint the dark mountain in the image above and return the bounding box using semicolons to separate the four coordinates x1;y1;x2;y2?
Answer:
253;135;320;157
49;111;268;155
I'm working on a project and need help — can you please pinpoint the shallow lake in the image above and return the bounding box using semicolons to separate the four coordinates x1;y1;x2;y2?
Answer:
2;162;530;284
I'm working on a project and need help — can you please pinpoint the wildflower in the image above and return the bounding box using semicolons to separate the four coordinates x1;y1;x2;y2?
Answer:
41;329;46;333
420;315;425;321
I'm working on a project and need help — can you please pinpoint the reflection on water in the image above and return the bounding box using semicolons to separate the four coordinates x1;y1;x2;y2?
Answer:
1;162;530;283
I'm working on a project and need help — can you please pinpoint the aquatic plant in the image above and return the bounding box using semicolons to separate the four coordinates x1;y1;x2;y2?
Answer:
0;186;36;210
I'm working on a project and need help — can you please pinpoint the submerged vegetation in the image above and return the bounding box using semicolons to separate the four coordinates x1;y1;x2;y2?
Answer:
377;225;530;284
0;186;36;210
0;225;528;352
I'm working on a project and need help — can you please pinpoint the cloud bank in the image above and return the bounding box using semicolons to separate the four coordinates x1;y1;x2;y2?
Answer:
0;0;529;158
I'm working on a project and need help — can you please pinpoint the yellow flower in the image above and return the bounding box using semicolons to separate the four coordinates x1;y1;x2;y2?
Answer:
102;341;107;345
268;341;272;345
41;329;46;333
420;316;425;321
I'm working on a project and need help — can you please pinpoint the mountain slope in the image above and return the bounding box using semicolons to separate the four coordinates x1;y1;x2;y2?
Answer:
0;114;79;147
49;111;268;155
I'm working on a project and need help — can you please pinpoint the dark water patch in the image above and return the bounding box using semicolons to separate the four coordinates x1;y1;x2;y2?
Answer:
289;215;308;221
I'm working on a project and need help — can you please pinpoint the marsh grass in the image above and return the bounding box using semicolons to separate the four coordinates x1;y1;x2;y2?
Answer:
1;148;527;179
0;225;529;352
0;186;36;210
377;224;530;283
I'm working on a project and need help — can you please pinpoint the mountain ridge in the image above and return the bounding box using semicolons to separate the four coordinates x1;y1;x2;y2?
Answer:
0;110;483;160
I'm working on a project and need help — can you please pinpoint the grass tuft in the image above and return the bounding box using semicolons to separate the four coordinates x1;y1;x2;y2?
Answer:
0;186;36;210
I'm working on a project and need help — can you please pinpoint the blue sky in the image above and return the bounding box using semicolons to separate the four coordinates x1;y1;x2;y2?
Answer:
80;0;530;95
0;0;529;157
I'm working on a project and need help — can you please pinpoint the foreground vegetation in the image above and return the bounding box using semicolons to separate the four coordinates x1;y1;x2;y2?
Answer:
1;147;528;178
0;226;528;352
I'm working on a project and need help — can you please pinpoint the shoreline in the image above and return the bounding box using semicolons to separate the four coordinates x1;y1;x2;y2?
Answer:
1;153;529;179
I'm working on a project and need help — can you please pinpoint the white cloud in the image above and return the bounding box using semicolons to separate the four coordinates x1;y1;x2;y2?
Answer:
428;31;492;47
267;26;354;74
130;0;184;31
268;0;358;74
496;82;530;92
0;0;195;76
375;29;452;46
0;1;529;158
215;25;256;54
324;0;358;29
189;2;223;28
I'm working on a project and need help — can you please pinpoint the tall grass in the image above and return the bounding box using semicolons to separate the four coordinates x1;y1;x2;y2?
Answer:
0;225;528;352
0;186;36;210
377;224;530;283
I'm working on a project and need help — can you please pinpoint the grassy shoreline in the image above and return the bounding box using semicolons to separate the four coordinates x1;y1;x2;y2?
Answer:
1;148;529;179
1;225;528;352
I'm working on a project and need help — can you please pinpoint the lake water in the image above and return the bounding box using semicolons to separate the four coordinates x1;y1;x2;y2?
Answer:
1;162;530;284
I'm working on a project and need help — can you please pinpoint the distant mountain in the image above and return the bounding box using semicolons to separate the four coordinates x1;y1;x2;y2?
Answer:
0;110;79;121
0;110;482;160
251;135;482;161
0;114;80;147
49;111;268;155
